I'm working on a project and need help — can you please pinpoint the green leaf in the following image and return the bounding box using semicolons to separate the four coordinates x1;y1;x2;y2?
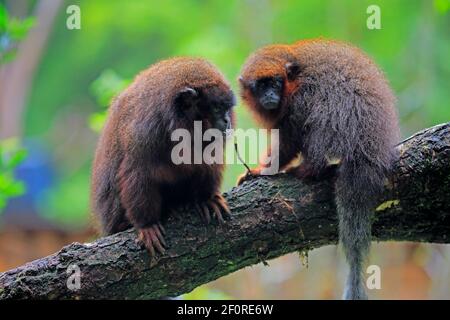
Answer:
0;174;10;189
0;194;6;211
89;111;107;132
0;4;8;33
90;69;129;107
0;138;27;169
5;148;27;170
8;17;35;40
2;180;25;197
434;0;450;14
0;138;27;211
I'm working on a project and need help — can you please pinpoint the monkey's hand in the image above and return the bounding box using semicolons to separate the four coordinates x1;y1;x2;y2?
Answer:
236;168;262;186
196;194;231;225
137;223;167;257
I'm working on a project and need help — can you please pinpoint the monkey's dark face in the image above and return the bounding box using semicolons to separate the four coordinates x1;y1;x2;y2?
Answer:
174;86;235;134
239;61;302;117
247;76;284;110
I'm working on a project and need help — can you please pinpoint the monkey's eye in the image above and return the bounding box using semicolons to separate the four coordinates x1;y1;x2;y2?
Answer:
257;77;283;91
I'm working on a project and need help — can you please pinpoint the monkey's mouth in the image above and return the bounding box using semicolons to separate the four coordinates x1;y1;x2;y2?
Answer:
261;101;279;110
260;96;280;110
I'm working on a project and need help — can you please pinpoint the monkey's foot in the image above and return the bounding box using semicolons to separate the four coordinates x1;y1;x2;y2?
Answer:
196;194;231;225
137;223;167;257
236;168;261;186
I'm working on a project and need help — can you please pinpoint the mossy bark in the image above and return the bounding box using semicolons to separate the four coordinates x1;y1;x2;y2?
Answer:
0;123;449;300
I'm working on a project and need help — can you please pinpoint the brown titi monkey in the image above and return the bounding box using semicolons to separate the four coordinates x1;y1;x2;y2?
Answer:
238;40;400;299
91;57;235;256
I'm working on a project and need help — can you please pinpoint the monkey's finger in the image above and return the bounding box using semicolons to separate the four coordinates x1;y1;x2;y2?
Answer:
208;201;225;224
154;225;167;247
139;230;155;256
201;203;212;225
136;235;145;248
215;195;231;216
195;204;208;224
144;235;156;257
197;203;211;224
149;230;166;254
158;222;166;235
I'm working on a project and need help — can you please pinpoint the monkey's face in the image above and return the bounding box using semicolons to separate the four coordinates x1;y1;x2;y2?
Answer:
247;76;284;110
174;85;235;134
239;61;302;118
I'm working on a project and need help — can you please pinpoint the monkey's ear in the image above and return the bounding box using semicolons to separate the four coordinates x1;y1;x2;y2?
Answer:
175;87;199;108
238;76;254;89
285;62;302;81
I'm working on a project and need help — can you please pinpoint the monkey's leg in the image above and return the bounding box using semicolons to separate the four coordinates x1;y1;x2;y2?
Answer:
118;161;167;257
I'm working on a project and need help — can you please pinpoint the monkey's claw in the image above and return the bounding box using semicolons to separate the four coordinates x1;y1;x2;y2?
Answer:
196;194;231;225
137;223;167;257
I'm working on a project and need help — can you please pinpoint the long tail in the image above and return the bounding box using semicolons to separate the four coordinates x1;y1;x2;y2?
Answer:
336;159;386;300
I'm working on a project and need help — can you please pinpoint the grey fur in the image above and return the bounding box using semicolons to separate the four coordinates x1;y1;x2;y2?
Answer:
294;41;399;299
241;40;400;299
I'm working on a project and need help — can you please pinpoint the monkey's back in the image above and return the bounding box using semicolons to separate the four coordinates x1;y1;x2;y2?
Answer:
291;40;400;169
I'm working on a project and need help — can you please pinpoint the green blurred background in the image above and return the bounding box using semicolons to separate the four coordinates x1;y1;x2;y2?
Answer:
0;0;449;299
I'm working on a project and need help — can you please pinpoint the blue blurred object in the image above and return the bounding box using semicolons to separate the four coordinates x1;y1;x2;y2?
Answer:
1;139;57;229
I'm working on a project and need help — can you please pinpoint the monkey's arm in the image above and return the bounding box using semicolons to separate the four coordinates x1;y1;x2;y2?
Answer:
117;156;167;255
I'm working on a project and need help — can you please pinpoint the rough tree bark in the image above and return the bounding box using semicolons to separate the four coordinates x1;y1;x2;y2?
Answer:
0;123;449;300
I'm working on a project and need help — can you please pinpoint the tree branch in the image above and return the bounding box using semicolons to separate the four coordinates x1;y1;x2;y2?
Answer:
1;123;449;299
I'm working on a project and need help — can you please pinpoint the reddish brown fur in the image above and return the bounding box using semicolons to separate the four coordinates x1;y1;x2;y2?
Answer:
239;44;300;127
91;57;234;255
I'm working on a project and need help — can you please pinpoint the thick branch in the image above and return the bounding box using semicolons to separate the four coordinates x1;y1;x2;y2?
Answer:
1;123;449;299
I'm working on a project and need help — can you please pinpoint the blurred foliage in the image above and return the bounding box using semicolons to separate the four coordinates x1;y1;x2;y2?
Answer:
0;3;30;212
89;69;130;132
434;0;450;14
1;0;449;300
0;2;34;63
13;0;449;228
182;286;234;300
0;138;27;212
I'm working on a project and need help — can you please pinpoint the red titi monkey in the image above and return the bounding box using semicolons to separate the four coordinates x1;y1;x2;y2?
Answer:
238;39;399;299
91;57;235;256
